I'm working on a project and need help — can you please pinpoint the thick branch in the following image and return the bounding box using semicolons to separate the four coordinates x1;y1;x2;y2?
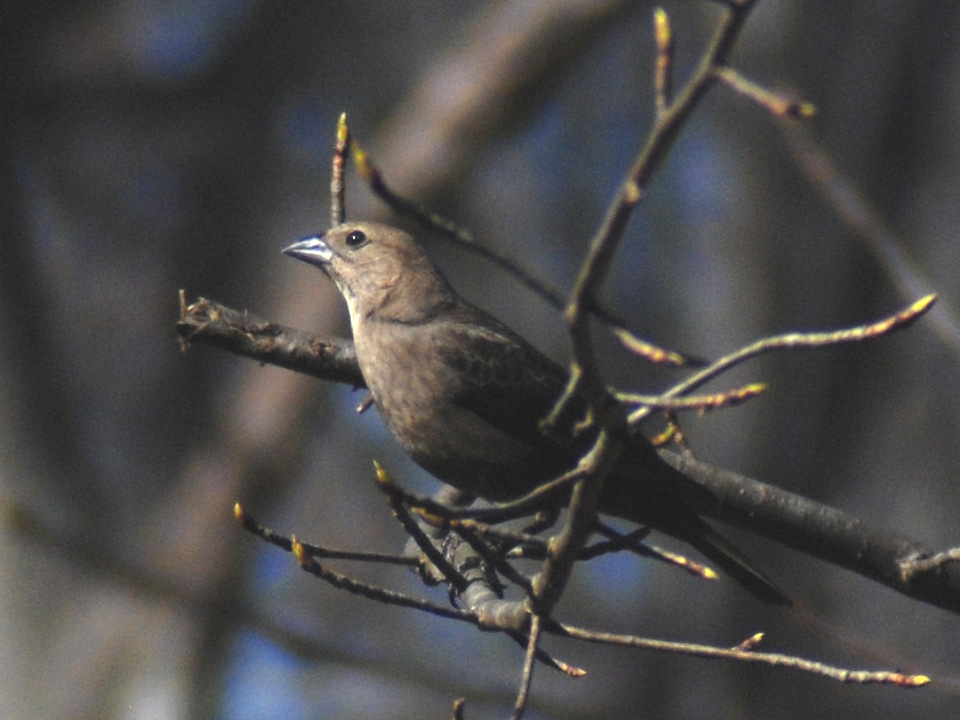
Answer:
176;293;364;387
661;452;960;613
176;293;960;614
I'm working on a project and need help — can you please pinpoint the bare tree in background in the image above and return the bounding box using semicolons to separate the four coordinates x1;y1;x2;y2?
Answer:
3;2;960;719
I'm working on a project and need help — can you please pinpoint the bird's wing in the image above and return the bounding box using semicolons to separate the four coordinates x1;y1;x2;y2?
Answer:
434;307;591;460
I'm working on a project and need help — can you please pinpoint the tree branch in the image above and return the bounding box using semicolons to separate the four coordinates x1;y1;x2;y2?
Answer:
176;291;363;387
661;451;960;613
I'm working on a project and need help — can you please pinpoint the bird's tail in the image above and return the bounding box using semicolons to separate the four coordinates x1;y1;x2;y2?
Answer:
685;519;792;606
602;446;791;605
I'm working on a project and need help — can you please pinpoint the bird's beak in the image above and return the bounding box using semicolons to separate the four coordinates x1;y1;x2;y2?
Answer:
282;236;335;269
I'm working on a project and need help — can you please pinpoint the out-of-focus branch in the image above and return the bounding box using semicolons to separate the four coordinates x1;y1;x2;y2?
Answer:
780;121;960;361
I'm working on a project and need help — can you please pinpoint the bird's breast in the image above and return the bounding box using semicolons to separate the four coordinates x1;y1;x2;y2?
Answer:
353;319;551;499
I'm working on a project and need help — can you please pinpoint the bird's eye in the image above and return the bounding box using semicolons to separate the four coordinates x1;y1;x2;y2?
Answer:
345;230;368;248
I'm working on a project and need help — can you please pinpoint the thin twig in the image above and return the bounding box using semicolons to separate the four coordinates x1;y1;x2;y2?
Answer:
273;526;928;690
454;524;535;596
594;524;718;581
714;66;815;118
901;547;960;576
612;325;702;366
617;383;767;413
386;464;585;525
530;431;619;616
373;461;470;594
534;0;760;627
512;614;542;720
556;624;930;687
628;295;936;425
330;112;351;225
291;536;476;623
235;503;417;566
563;0;759;407
653;7;674;118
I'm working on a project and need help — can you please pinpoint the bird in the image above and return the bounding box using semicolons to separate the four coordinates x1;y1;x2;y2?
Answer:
283;221;790;605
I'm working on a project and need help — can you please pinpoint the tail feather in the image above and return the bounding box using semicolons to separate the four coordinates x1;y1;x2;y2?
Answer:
602;446;791;605
687;521;792;606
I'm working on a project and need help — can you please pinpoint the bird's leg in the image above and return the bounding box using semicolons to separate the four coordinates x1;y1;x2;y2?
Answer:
402;484;478;586
354;393;375;414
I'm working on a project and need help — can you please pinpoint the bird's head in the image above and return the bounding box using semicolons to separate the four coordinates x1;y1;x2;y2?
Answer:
283;222;456;324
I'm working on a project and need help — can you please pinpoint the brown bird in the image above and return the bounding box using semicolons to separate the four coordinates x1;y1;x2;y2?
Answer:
284;222;790;605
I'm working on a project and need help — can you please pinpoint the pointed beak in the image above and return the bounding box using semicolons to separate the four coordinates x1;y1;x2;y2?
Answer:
282;236;335;269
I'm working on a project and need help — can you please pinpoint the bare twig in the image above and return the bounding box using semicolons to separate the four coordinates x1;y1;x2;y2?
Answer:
373;461;470;594
269;497;581;675
903;548;960;576
235;503;417;567
249;488;927;690
380;461;583;525
330;112;351;225
653;7;674;118
529;430;619;616
512;614;542;720
617;383;767;414
532;0;761;636
714;66;815;118
628;294;936;425
253;498;932;689
612;325;701;366
556;624;930;687
562;0;759;411
594;524;718;581
291;536;476;623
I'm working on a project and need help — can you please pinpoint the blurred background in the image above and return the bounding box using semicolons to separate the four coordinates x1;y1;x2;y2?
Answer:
3;1;959;718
